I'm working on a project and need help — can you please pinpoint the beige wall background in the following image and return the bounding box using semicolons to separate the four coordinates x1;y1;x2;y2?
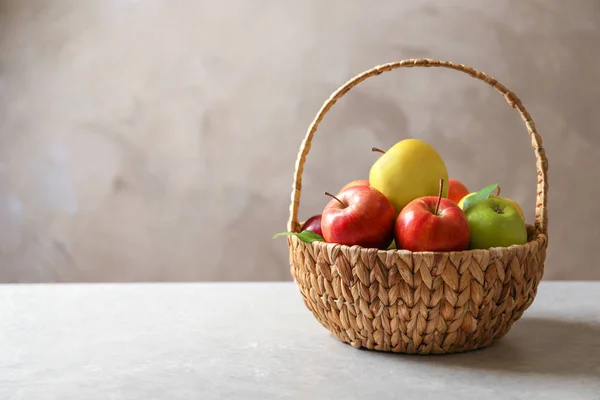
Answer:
0;0;598;282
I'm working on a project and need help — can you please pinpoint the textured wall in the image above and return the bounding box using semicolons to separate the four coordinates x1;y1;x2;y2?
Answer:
0;0;599;282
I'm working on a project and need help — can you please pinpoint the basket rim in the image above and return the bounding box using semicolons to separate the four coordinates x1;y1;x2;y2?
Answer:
289;227;547;257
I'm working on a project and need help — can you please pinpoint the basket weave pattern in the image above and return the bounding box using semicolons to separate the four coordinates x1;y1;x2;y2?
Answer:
290;235;546;354
286;59;549;355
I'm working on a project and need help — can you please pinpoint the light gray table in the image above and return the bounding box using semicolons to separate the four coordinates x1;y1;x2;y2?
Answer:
1;282;599;400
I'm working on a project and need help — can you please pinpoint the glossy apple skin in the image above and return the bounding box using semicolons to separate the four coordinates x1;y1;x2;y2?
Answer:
322;186;395;249
459;193;525;221
369;138;448;213
464;198;527;249
395;196;470;252
339;179;369;193
301;214;323;237
448;179;470;204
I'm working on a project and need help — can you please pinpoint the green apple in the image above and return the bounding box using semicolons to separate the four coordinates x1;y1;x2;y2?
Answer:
464;197;527;249
459;193;525;221
369;138;448;213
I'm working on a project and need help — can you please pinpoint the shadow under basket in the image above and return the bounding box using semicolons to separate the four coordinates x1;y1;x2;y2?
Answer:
285;59;549;355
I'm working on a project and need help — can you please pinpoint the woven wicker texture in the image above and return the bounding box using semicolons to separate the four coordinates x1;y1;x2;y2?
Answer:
286;59;549;354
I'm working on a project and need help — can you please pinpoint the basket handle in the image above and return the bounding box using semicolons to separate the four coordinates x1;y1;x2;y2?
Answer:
288;59;548;236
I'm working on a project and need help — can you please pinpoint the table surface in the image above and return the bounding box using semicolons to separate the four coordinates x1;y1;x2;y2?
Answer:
1;281;599;400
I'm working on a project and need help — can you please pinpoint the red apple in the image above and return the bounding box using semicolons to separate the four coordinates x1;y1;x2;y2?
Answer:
448;179;470;204
395;179;469;252
339;179;369;193
322;186;396;249
301;214;323;237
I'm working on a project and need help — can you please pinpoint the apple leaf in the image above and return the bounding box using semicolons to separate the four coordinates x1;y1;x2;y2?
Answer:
273;230;324;243
462;183;499;210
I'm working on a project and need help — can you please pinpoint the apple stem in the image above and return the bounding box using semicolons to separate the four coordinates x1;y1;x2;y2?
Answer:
324;191;346;207
496;185;501;196
434;178;444;215
372;147;386;154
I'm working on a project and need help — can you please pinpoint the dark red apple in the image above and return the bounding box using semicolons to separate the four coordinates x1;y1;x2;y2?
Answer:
448;178;470;204
339;179;369;193
301;214;323;237
321;185;396;249
395;179;470;252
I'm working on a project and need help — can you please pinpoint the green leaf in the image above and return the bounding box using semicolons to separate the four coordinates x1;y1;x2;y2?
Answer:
273;230;324;243
462;183;499;210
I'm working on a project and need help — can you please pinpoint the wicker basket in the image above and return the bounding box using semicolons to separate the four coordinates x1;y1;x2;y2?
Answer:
286;59;548;355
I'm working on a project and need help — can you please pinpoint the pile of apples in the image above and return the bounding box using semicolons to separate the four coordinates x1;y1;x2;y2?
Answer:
288;138;528;252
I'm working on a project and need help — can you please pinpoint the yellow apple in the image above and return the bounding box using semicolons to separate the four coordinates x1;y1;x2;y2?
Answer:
369;138;448;213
